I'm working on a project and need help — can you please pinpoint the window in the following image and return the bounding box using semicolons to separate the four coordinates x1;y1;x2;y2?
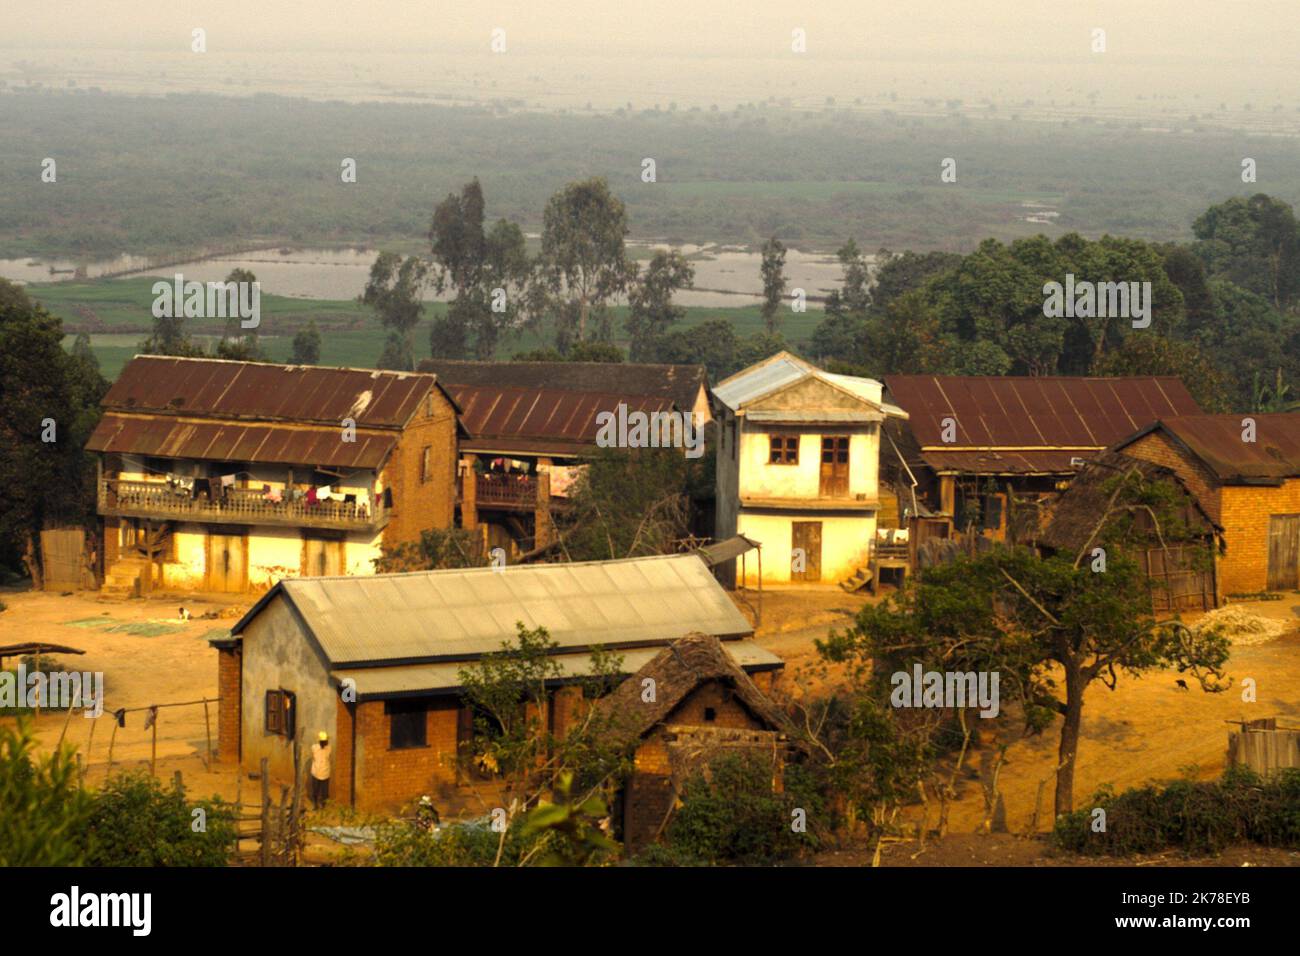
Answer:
265;689;296;738
769;434;798;464
704;706;717;722
420;446;433;483
386;698;428;749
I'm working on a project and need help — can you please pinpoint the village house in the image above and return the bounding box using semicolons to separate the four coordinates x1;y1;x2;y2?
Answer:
209;553;782;812
594;632;798;852
418;359;716;556
881;375;1202;545
1039;451;1224;611
711;351;909;587
85;356;461;594
1112;413;1300;596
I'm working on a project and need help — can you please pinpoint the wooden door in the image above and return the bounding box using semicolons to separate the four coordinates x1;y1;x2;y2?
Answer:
792;521;822;582
303;538;344;577
208;533;246;592
819;436;849;497
1267;515;1300;591
40;529;86;591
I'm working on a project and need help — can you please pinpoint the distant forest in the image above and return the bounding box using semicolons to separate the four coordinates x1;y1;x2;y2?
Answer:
4;89;1300;258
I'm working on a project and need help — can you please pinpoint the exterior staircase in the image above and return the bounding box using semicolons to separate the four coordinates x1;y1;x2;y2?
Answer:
102;558;148;595
840;566;872;592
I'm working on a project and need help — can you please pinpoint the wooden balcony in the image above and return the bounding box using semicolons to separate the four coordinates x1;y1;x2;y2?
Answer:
98;478;387;532
475;473;539;511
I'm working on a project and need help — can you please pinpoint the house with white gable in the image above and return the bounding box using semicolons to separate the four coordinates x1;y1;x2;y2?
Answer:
711;352;909;587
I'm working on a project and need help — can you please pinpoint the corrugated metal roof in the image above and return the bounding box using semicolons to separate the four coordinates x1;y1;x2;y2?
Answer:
330;639;781;698
235;553;754;667
420;360;708;413
713;351;897;418
104;356;437;427
450;384;674;453
86;412;397;469
696;534;761;567
1123;414;1300;482
885;375;1201;454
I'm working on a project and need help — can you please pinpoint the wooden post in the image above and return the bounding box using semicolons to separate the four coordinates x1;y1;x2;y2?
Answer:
278;785;290;865
203;697;213;769
462;454;479;531
290;740;302;867
107;720;118;778
259;757;271;867
33;647;40;719
150;709;158;777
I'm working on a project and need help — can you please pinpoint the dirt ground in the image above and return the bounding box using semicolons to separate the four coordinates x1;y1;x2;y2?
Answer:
5;580;1299;865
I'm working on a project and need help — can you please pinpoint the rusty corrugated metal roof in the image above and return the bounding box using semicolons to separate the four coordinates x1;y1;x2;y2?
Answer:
86;412;397;469
104;356;438;428
449;384;674;454
884;375;1202;475
1121;413;1300;482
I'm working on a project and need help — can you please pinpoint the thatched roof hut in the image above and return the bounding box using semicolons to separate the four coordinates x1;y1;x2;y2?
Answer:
595;633;793;749
1040;451;1222;556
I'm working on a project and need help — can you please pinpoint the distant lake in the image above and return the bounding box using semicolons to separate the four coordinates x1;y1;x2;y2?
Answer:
1;241;856;308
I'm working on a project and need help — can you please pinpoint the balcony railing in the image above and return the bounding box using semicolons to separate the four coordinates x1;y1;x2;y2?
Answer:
475;474;539;509
99;478;386;532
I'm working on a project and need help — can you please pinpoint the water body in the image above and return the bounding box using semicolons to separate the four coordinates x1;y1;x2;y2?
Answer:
1;241;854;308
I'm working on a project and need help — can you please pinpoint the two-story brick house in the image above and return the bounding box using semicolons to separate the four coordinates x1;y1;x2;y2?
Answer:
711;352;909;586
85;356;461;593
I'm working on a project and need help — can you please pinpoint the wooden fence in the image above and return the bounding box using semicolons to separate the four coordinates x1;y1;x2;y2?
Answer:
1226;718;1300;776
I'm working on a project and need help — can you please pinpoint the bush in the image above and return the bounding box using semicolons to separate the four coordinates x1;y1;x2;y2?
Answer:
86;771;237;866
1052;768;1300;857
664;752;819;865
0;721;94;865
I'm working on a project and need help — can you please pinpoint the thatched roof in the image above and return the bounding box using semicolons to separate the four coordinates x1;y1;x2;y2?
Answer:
595;633;792;748
1039;451;1221;554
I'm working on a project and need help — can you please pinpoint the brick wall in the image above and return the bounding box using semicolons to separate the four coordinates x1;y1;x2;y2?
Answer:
215;645;241;763
1220;479;1300;594
1121;432;1223;522
383;387;458;551
352;697;461;812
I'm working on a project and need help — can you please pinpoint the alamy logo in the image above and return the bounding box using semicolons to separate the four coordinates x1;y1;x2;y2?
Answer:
50;886;151;936
595;403;705;459
1043;274;1151;328
890;664;1000;718
0;666;103;718
152;273;260;328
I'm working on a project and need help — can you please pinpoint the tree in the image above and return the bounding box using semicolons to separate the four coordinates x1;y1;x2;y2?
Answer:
361;251;428;370
626;251;694;361
1193;194;1300;311
1092;334;1229;412
428;180;533;360
290;320;322;365
821;466;1231;817
537;178;632;350
759;236;787;334
0;280;106;579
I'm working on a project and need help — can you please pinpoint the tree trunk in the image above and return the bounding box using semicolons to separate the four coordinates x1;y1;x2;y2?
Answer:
1054;662;1085;816
23;532;43;590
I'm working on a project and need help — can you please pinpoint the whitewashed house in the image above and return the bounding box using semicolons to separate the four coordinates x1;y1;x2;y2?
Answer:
711;352;908;586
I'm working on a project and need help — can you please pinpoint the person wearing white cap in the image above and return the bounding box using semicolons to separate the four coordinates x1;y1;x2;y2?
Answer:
309;731;332;809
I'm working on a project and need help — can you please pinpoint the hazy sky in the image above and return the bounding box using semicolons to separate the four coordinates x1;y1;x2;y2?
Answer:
7;0;1300;62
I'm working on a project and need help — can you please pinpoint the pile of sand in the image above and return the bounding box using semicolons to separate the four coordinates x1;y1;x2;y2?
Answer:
1192;605;1289;646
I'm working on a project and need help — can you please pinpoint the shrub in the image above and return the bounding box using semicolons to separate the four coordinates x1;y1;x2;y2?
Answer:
1052;768;1300;857
665;751;818;865
86;771;237;866
0;721;94;865
374;816;559;867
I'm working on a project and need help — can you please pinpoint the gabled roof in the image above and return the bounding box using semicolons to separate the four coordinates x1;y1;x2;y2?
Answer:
884;375;1201;475
1113;413;1300;484
103;356;444;428
230;553;754;668
420;359;709;414
714;351;906;420
594;633;792;747
448;383;673;455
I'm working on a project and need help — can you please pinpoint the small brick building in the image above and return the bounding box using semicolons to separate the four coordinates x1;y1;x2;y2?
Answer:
594;633;797;852
210;554;782;812
1113;413;1300;595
